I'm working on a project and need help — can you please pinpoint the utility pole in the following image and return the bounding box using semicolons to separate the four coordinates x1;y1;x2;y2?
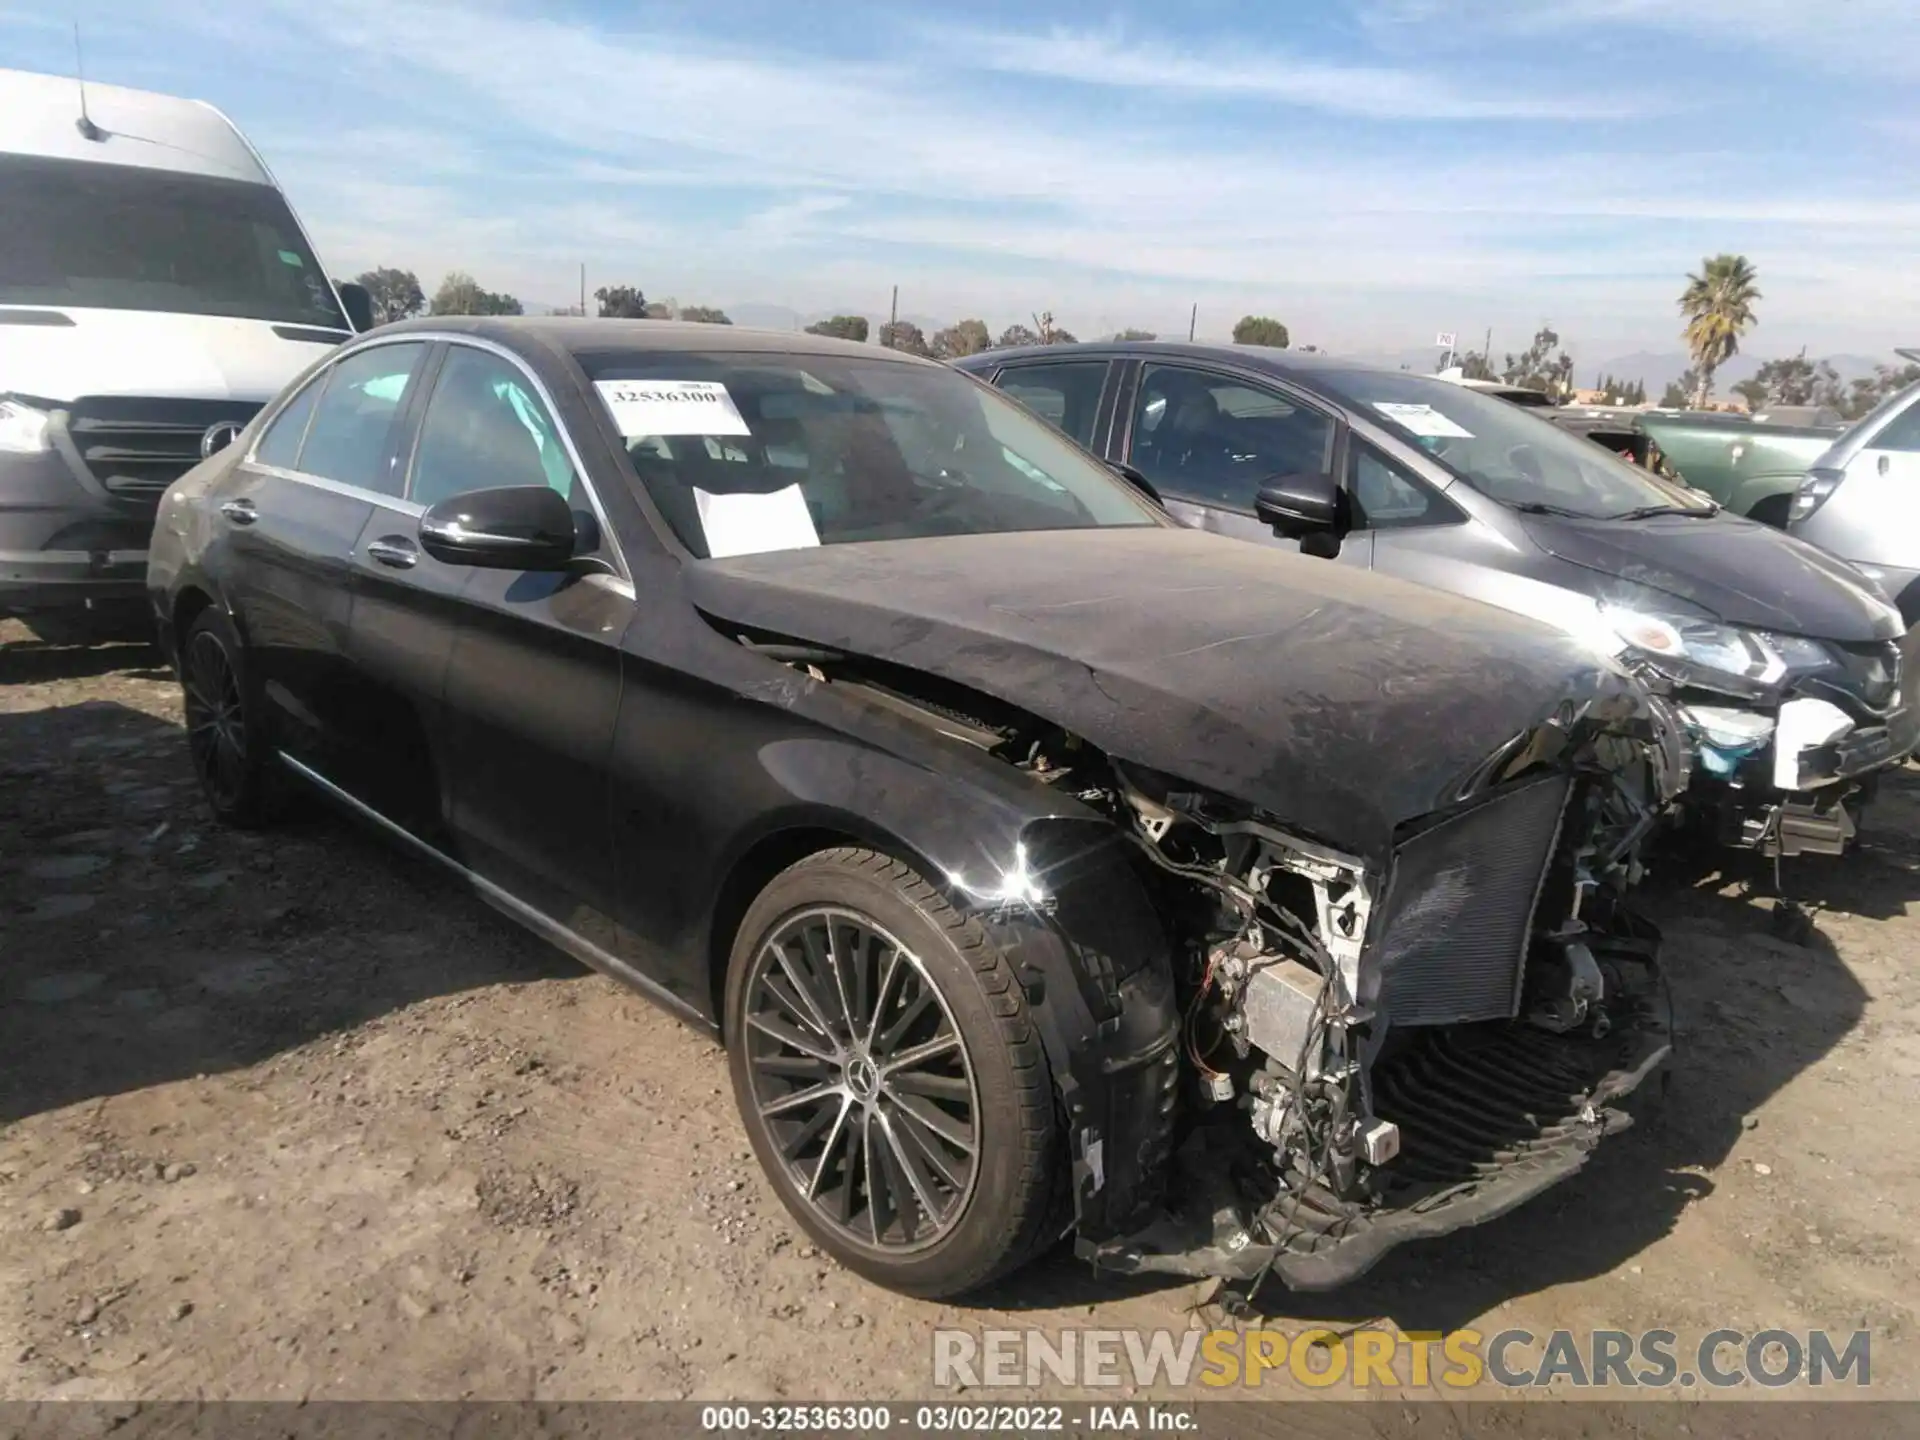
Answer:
579;263;586;318
1188;303;1197;342
884;285;898;346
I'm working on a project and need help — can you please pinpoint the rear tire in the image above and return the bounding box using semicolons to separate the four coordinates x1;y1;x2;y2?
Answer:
725;847;1059;1298
178;607;285;829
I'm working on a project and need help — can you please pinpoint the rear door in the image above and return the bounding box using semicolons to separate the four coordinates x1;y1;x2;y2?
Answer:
214;339;428;773
415;342;635;945
1113;360;1369;565
985;358;1120;454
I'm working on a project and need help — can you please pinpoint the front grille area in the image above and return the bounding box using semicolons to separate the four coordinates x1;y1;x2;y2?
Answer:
1371;774;1569;1027
63;396;263;500
1370;1022;1626;1189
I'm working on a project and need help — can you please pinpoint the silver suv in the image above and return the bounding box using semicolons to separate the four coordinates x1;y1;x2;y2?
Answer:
1789;352;1920;624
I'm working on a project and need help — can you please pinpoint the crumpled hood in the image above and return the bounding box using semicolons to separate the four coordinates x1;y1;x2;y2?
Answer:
688;526;1659;863
1;307;343;403
1518;509;1901;643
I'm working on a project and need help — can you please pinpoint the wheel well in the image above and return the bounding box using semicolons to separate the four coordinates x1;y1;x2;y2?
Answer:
172;587;215;649
1746;492;1792;528
706;825;872;1035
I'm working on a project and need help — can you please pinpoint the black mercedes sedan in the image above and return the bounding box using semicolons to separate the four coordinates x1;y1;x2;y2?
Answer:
150;318;1686;1299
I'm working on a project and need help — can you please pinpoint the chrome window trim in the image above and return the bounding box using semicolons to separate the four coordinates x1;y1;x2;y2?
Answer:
249;462;425;517
243;335;430;507
242;330;629;578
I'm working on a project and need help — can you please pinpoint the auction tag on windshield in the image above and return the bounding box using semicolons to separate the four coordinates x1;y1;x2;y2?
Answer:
1372;402;1474;439
595;379;751;437
695;482;820;558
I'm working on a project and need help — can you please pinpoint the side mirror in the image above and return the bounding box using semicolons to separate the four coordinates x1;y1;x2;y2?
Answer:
1104;459;1162;507
336;280;375;333
1254;471;1342;538
420;485;577;570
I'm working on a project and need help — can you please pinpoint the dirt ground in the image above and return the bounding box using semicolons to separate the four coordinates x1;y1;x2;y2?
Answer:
4;614;1920;1404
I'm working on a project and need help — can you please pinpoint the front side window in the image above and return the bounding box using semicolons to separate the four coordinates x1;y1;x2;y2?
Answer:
254;375;323;470
995;361;1108;449
296;343;426;496
410;347;576;508
580;351;1156;559
1309;368;1712;519
1126;365;1335;509
0;154;346;329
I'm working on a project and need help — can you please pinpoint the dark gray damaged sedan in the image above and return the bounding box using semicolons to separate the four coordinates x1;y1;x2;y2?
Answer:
149;317;1687;1297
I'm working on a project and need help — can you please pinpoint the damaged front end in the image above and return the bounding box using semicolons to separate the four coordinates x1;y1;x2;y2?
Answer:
1595;608;1920;857
1072;689;1687;1292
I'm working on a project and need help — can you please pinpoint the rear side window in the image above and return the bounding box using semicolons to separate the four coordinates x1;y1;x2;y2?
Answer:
410;346;576;508
995;361;1108;449
296;343;426;496
254;377;322;470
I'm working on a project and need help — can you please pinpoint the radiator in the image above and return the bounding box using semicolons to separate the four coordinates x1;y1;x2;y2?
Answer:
1371;773;1570;1027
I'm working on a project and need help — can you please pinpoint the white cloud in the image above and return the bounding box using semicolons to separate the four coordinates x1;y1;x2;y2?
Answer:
95;0;1920;353
1364;0;1920;77
934;23;1654;119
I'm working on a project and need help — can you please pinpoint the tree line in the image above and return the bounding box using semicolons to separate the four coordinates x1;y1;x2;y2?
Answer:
352;270;1297;360
350;268;738;325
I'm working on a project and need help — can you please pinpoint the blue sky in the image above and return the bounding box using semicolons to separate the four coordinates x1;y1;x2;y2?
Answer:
7;0;1919;361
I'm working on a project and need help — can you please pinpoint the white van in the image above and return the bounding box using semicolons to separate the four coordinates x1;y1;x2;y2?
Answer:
0;65;369;637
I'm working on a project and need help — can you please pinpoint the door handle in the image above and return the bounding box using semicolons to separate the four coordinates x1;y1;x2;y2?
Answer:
365;536;419;569
219;498;258;525
1880;454;1891;476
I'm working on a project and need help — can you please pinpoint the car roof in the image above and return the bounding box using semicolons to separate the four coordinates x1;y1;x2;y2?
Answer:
952;339;1420;387
373;315;933;366
0;66;268;184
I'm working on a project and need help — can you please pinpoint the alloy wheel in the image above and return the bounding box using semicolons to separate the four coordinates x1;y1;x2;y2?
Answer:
741;907;981;1253
182;630;248;809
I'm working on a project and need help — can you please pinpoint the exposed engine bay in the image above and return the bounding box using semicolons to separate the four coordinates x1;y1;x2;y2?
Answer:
738;627;1689;1291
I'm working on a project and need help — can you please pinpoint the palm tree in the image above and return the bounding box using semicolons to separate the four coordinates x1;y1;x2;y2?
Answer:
1678;254;1761;407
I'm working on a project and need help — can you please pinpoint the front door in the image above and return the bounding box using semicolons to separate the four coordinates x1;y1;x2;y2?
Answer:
1116;362;1372;567
411;343;635;943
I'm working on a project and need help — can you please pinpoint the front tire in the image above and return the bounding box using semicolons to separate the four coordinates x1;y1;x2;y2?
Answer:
178;607;283;829
725;847;1059;1298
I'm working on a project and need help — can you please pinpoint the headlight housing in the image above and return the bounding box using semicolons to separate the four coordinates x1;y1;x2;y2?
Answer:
0;396;53;454
1788;467;1845;524
1599;605;1830;690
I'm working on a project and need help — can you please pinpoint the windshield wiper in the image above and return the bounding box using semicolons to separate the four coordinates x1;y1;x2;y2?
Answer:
1508;500;1593;518
1608;502;1716;520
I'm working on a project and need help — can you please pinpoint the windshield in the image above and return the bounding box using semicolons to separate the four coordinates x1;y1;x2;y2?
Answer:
1313;369;1710;519
0;154;346;328
580;350;1159;557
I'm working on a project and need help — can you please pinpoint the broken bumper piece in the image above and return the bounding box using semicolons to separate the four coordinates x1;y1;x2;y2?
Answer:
1081;1001;1671;1291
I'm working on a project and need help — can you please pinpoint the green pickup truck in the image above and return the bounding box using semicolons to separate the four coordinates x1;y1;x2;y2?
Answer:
1550;407;1843;526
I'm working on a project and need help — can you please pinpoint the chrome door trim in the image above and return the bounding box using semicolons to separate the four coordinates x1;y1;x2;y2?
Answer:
277;751;709;1032
250;463;426;517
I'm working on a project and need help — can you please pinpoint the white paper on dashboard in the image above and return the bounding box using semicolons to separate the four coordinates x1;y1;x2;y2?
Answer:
694;483;821;558
1372;402;1475;439
594;379;751;436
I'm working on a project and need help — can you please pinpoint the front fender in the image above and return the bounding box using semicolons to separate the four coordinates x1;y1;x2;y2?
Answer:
715;737;1182;1242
